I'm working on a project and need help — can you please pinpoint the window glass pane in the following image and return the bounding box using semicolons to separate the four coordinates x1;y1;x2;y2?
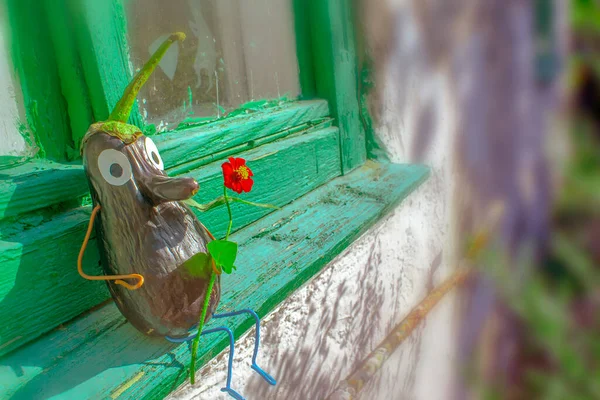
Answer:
0;2;30;157
125;0;300;131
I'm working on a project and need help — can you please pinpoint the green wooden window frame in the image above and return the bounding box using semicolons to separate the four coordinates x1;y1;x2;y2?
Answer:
5;0;367;168
0;1;429;398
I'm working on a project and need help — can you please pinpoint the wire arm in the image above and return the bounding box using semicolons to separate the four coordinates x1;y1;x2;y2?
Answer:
77;205;145;290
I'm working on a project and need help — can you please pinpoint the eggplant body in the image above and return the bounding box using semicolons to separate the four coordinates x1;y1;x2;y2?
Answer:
83;132;220;337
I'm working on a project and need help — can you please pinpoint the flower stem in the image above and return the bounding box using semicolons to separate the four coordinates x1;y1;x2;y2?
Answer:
183;196;279;213
223;185;233;241
190;271;216;384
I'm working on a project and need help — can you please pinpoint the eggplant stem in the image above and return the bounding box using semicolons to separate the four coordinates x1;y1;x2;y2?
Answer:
109;32;186;123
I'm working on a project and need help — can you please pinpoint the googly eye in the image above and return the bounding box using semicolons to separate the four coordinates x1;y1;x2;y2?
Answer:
97;149;133;186
144;137;164;170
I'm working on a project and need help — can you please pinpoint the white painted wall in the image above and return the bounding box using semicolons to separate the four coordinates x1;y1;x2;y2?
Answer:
170;0;562;398
0;2;28;156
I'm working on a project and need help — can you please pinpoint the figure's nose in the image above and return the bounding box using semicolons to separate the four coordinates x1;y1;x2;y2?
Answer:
138;173;199;206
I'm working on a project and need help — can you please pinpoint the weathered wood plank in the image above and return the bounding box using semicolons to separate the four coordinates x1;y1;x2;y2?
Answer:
0;102;330;219
186;126;342;238
0;161;88;220
0;128;342;357
169;117;333;176
155;100;330;170
166;116;333;176
308;0;367;173
0;208;108;357
0;161;429;400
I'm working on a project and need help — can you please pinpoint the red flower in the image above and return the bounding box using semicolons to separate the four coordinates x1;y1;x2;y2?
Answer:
222;157;254;194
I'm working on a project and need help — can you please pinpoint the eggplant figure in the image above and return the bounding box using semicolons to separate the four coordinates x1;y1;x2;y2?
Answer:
78;33;275;399
79;33;219;338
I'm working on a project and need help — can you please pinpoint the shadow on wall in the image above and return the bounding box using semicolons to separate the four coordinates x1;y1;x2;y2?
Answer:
244;236;389;399
235;222;444;399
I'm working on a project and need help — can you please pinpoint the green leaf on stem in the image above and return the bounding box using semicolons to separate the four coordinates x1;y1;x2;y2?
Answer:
207;240;238;274
183;252;213;279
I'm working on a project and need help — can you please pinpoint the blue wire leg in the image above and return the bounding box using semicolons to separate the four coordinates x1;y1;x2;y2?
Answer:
167;327;245;400
213;309;277;386
202;327;245;400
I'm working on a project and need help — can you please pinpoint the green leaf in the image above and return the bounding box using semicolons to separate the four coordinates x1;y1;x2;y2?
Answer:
183;252;213;279
207;240;238;274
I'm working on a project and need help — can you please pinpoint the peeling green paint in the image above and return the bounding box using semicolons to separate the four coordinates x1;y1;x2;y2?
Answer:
187;86;194;115
308;0;367;173
15;120;35;151
175;97;293;131
0;155;28;170
359;58;390;161
27;101;46;158
143;124;157;136
7;0;72;160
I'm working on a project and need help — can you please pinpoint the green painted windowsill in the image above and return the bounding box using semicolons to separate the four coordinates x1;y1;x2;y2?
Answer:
0;99;339;358
0;160;429;400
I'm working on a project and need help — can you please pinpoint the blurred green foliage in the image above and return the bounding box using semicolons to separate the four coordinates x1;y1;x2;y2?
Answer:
476;217;600;398
485;122;600;398
572;0;600;34
473;5;600;395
